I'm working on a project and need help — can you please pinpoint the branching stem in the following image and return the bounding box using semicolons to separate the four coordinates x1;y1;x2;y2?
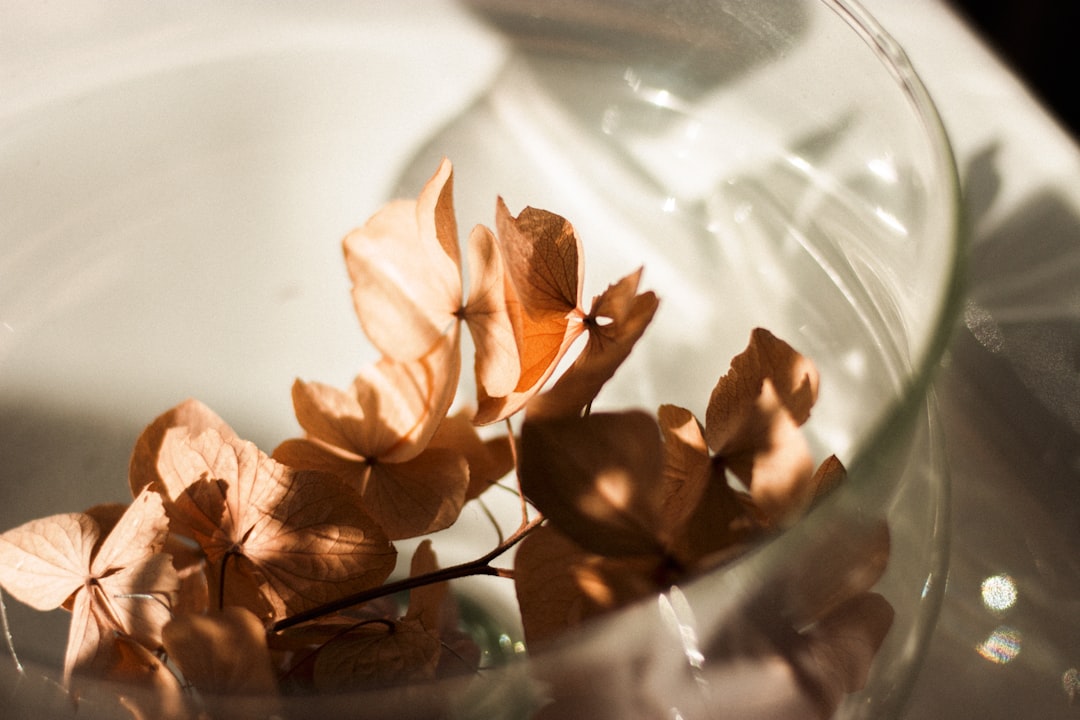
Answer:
272;514;544;634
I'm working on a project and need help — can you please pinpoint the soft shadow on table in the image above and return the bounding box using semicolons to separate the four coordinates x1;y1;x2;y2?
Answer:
905;144;1080;718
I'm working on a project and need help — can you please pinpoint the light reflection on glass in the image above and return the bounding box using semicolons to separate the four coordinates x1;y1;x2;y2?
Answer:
980;574;1018;613
874;206;908;236
975;626;1022;665
867;157;898;183
659;587;705;670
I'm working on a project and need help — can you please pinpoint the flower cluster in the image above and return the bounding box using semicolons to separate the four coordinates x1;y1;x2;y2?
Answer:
0;159;892;719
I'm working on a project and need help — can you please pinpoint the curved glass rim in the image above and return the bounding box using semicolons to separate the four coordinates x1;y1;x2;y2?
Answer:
824;0;967;486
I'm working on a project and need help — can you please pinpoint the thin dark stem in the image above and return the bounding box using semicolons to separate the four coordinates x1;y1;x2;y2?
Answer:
0;589;24;675
504;417;529;526
477;497;505;546
272;514;544;634
219;549;241;612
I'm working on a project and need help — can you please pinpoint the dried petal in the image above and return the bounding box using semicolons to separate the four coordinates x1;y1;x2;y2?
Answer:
494;198;583;318
360;449;468;540
463;223;520;399
704;329;820;526
344;158;460;363
518;411;665;556
513;525;659;645
802;592;895;697
527;269;659;419
164;606;277;695
313;620;442;691
0;513;97;610
475;199;588;424
657;405;761;565
427;410;513;500
159;427;396;619
705;328;819;453
129;398;237;500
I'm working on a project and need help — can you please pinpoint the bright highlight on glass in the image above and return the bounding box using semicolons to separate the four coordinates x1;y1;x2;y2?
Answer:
980;574;1018;613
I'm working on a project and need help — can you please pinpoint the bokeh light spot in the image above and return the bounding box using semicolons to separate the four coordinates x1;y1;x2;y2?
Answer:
975;626;1022;664
981;573;1018;613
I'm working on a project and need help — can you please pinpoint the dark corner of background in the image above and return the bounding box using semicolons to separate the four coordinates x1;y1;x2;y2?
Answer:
947;0;1080;138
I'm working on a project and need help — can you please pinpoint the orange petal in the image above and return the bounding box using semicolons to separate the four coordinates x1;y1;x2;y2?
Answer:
463;223;520;399
527;269;658;419
494;198;583;318
343;159;461;362
473;290;583;424
426;410;513;500
360;448;469;540
0;512;95;611
353;331;461;463
129;397;236;499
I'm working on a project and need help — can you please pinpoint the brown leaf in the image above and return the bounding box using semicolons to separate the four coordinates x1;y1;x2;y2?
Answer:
518;411;666;556
158;427;396;619
427;410;514;500
105;635;190;720
285;336;459;465
280;336;472;540
273;438;468;543
313;620;442;692
513;525;659;645
809;454;847;503
0;513;97;611
403;540;445;632
129;398;237;500
705;328;819;444
656;404;711;530
704;329;820;526
494;198;583;318
474;199;588;424
352;332;462;463
358;449;469;540
163;607;278;696
527;268;659;419
656;405;761;566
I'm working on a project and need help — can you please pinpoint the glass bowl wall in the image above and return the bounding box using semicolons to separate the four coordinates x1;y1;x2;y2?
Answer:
0;1;961;718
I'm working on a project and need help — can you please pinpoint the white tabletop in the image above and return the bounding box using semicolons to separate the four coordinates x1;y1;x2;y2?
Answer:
861;1;1080;717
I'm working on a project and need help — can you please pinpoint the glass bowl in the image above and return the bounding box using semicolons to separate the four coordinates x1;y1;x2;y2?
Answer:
0;1;962;718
